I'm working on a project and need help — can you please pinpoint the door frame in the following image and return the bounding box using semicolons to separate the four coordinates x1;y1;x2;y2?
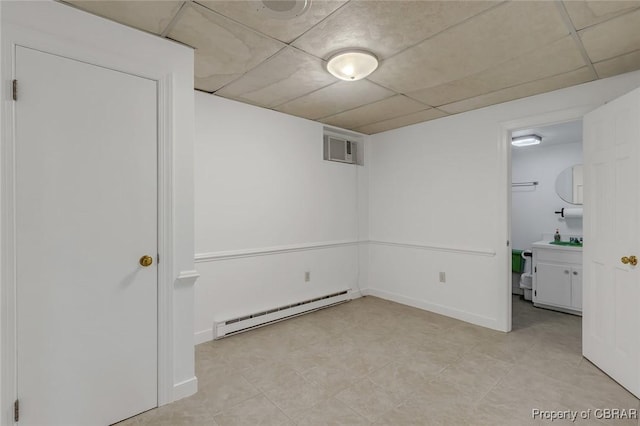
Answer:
498;106;594;332
1;2;195;423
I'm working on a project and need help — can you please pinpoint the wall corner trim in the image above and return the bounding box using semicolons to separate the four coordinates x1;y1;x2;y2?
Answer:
348;289;363;299
176;270;200;287
194;329;214;345
173;376;198;402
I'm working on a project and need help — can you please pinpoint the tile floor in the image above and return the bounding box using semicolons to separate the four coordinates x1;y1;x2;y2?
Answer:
119;296;640;425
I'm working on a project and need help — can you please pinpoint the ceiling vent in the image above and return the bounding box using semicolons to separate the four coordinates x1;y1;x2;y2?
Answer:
258;0;311;19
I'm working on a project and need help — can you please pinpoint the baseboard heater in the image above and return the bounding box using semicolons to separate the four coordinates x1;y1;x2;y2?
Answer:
213;290;350;339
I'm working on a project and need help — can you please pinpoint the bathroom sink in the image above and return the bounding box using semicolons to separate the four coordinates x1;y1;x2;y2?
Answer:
549;241;582;247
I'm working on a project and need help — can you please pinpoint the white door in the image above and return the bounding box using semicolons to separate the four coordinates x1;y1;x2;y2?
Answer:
583;86;640;397
15;46;158;425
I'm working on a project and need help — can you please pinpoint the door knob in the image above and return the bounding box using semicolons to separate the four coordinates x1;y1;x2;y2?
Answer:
621;256;638;266
139;255;153;267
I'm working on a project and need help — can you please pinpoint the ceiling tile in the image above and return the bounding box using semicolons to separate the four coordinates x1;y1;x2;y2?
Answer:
65;0;183;35
439;67;596;115
63;0;640;129
594;49;640;78
408;36;586;107
215;47;336;108
579;8;640;63
274;80;394;120
320;95;428;129
292;1;498;60
408;79;489;109
168;3;284;91
195;0;347;43
368;1;569;93
563;0;640;30
355;109;449;135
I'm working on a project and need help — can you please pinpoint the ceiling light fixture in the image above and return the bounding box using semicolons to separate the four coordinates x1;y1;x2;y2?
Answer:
511;134;542;147
326;50;379;81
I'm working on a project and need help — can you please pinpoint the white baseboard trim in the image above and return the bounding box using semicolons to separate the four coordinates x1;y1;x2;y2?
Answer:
173;376;198;402
349;289;363;299
194;328;214;345
361;288;501;331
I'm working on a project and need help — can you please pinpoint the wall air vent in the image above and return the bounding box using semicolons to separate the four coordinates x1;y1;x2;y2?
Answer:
324;135;355;164
322;127;364;165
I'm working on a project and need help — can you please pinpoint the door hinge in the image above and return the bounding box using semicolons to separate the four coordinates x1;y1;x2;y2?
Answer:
157;253;160;264
534;266;537;273
14;399;19;422
506;240;510;247
534;290;537;297
12;80;17;101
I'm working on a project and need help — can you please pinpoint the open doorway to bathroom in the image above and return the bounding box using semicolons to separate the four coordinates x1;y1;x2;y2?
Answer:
510;119;584;331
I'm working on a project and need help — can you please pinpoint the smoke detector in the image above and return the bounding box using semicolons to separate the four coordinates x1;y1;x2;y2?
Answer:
257;0;311;19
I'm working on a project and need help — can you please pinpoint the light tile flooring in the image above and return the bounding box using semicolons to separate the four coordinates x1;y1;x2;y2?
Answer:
120;296;640;425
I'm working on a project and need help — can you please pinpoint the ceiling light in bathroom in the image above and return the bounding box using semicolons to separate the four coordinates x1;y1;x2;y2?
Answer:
511;134;542;147
326;50;379;81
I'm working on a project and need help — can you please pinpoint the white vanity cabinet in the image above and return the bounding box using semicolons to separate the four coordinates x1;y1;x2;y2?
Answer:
532;241;582;315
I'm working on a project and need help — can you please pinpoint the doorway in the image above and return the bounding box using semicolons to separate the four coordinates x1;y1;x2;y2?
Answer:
502;87;640;401
510;119;584;328
15;46;159;425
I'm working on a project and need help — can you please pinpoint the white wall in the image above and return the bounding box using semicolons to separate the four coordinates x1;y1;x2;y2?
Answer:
194;93;368;342
367;70;640;332
511;141;583;252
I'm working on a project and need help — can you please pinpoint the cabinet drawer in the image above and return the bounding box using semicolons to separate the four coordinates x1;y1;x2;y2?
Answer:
534;248;582;264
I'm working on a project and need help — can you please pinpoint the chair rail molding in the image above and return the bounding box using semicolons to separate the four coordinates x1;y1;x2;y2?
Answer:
369;239;496;257
195;239;363;262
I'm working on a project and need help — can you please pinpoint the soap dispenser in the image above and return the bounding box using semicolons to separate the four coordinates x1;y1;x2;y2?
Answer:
554;229;561;242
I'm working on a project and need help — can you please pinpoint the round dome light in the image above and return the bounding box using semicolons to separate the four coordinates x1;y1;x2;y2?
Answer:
326;50;379;81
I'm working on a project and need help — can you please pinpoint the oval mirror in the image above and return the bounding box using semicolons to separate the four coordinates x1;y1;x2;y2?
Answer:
555;164;583;205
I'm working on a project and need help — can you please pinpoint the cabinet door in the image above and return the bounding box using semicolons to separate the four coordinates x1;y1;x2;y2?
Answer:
571;266;583;310
535;262;572;307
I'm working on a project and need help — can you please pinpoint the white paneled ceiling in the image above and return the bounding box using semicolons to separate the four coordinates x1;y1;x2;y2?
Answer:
63;0;640;134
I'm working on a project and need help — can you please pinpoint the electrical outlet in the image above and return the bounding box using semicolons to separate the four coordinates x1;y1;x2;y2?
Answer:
305;271;310;282
439;272;446;283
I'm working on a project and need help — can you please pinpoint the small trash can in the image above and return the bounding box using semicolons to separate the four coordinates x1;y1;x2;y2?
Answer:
512;249;525;273
520;273;533;301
